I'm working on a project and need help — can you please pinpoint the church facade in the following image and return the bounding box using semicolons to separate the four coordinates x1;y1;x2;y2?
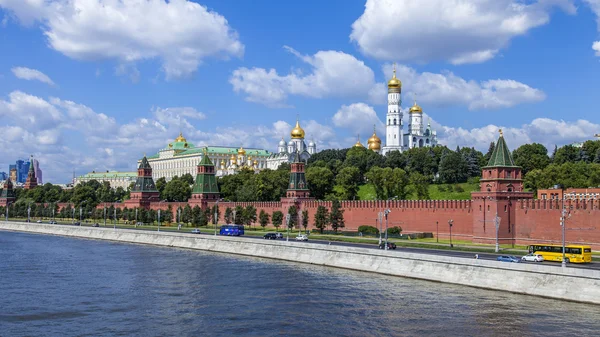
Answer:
266;119;316;170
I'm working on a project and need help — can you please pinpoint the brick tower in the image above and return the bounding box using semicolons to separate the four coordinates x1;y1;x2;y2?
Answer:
23;155;38;190
125;155;159;209
285;151;310;199
189;148;220;205
472;130;533;244
0;177;16;206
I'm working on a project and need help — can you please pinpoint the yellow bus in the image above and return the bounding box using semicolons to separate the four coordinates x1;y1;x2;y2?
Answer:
528;244;592;264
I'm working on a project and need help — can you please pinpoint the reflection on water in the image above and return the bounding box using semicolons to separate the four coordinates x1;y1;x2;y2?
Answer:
1;231;599;336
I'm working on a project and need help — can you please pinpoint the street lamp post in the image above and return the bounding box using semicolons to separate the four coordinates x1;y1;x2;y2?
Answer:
5;202;11;221
215;199;223;236
378;211;383;245
113;206;117;230
494;212;501;253
135;208;138;227
104;203;107;227
72;207;75;223
448;219;454;248
27;202;31;223
436;221;439;243
384;209;391;250
286;214;291;241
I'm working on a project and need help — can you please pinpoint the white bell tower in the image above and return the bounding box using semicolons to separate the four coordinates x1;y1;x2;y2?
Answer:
382;63;403;154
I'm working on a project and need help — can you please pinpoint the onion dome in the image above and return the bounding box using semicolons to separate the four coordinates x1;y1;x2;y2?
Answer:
353;135;365;148
288;140;294;146
279;137;286;146
230;154;237;164
367;125;382;151
237;146;246;155
291;119;305;139
175;132;187;143
387;64;401;89
308;139;315;147
253;159;258;166
409;101;423;114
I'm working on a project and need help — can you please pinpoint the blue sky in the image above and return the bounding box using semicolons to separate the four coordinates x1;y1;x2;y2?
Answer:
1;0;599;183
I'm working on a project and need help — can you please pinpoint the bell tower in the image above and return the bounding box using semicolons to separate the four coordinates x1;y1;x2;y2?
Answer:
382;63;403;154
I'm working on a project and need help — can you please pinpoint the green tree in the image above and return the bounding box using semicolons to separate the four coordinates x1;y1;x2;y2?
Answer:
306;166;335;200
410;172;430;199
192;205;202;227
244;205;257;228
365;167;410;200
163;178;192;202
272;211;283;231
301;209;309;231
335;166;361;200
224;207;233;223
180;173;194;185
384;150;407;169
234;205;244;225
259;209;270;229
182;204;192;224
329;200;345;233
155;177;167;198
512;143;551;175
524;169;545;194
484;141;495;163
438;149;469;183
553;145;579;164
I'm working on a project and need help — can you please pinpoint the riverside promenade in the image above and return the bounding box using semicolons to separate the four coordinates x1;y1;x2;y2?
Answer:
1;221;599;305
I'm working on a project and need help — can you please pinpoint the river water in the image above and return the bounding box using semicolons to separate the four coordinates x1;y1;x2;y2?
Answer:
1;231;599;336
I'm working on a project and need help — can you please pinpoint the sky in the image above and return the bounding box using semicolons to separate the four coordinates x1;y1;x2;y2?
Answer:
0;0;600;183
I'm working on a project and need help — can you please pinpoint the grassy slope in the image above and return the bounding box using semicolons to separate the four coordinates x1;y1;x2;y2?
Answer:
358;182;479;200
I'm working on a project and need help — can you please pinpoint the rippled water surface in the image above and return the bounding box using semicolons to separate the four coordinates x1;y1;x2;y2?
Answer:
1;231;599;336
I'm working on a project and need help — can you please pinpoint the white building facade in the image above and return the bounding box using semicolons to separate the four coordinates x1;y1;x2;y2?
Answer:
266;120;316;169
380;65;438;154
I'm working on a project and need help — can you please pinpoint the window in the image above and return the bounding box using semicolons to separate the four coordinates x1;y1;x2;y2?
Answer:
394;134;396;139
507;171;512;178
487;205;490;211
393;118;397;125
504;205;507;212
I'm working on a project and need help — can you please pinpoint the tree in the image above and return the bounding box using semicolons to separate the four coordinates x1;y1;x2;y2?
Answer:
306;166;335;200
301;209;309;231
438;150;468;183
595;149;600;164
244;205;257;228
365;167;410;200
180;173;194;185
163;178;192;202
410;172;430;199
287;205;298;229
259;209;270;229
329;200;345;232
335;166;361;200
384;150;407;169
224;207;233;223
192;205;202;227
524;169;545;194
553;145;579;164
512;143;550;175
484;141;495;163
272;211;283;231
182;204;192;224
155;177;167;198
234;205;244;225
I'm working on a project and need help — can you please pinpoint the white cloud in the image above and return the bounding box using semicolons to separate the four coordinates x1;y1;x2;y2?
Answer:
437;118;600;152
375;64;545;110
593;41;600;56
230;47;376;107
350;0;575;64
11;66;55;86
0;0;243;79
332;103;385;136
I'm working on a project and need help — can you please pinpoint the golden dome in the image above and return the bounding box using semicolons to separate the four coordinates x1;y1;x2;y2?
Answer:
409;101;423;114
238;146;246;155
175;132;187;143
230;154;237;162
367;125;382;151
291;119;305;139
253;159;258;165
354;135;365;148
387;64;401;89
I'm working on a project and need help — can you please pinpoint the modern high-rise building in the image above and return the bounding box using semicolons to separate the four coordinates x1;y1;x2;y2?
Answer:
15;159;30;183
32;159;43;185
0;172;7;181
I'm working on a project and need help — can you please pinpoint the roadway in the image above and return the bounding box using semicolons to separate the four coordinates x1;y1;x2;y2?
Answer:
8;219;600;271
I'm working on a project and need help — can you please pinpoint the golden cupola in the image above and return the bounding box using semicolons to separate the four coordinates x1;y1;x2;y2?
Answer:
291;119;305;139
353;135;365;148
237;146;246;155
175;132;187;143
367;125;382;151
409;101;423;114
387;64;401;90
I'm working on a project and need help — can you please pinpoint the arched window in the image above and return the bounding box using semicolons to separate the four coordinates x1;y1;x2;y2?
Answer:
426;138;429;144
393;118;397;125
388;119;390;125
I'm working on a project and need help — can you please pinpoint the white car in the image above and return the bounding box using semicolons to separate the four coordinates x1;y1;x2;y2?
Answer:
521;253;544;262
295;234;308;241
36;220;42;223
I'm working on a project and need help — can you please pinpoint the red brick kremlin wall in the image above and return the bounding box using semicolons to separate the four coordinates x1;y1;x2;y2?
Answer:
50;198;600;249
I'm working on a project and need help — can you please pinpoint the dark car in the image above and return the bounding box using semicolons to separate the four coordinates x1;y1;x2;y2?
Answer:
264;233;277;240
73;222;81;226
93;223;100;227
275;233;283;239
379;242;397;250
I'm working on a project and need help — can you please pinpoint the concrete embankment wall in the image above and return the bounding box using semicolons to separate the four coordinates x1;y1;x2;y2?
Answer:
1;221;599;305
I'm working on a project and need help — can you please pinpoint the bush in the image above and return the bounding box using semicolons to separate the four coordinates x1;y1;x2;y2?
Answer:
388;226;402;235
357;225;379;236
454;184;465;193
446;184;454;192
468;177;480;184
436;184;447;192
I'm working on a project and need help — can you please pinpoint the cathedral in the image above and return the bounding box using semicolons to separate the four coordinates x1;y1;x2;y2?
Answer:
355;65;438;154
266;119;317;169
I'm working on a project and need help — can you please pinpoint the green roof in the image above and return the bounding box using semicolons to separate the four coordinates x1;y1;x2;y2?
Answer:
142;146;272;162
139;156;151;169
199;150;214;166
79;172;137;179
486;134;517;167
